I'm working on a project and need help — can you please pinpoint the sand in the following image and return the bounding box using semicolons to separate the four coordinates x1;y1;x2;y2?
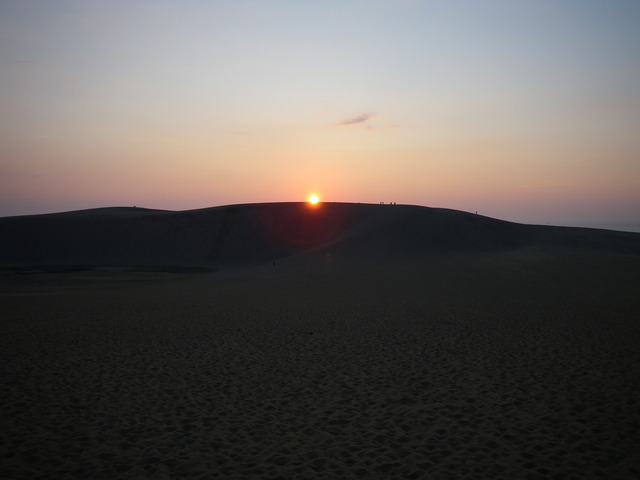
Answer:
1;204;640;478
2;203;639;268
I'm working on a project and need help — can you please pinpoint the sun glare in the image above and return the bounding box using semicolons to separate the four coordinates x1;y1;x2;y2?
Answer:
308;194;319;205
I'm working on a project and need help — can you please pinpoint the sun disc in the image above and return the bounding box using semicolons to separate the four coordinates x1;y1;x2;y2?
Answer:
308;195;319;205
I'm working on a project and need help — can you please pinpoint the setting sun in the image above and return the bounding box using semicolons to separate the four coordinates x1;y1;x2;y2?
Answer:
308;195;319;205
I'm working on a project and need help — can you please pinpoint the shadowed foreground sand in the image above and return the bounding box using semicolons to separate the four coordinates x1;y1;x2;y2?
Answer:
1;204;640;478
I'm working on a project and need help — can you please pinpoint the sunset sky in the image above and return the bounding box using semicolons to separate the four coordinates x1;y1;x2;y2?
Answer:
2;0;639;230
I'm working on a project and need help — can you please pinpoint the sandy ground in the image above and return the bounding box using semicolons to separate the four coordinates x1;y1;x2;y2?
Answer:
2;251;640;479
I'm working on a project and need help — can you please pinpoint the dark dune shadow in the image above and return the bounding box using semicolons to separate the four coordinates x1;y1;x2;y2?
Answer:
1;202;638;269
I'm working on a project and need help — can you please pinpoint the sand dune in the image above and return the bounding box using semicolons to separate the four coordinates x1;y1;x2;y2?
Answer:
1;202;638;268
2;203;640;478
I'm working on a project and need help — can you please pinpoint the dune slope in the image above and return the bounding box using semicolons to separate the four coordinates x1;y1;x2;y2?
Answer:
1;202;639;268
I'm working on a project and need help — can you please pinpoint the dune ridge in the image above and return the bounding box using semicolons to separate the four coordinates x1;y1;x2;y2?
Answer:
1;202;638;268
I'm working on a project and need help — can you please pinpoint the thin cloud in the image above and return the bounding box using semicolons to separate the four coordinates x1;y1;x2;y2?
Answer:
338;112;376;127
333;112;401;131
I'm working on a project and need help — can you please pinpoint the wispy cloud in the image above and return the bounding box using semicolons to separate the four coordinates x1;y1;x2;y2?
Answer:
337;112;376;127
333;112;401;131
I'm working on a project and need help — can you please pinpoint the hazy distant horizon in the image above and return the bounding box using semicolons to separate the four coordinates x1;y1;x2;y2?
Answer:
2;1;639;228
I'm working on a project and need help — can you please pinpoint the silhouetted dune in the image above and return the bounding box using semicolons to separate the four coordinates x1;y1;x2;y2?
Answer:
1;203;639;268
3;203;640;480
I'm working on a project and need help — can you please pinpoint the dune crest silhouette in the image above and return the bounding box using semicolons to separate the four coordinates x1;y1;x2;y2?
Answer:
1;202;638;268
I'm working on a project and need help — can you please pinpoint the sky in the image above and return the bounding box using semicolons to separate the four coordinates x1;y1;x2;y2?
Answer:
1;0;639;230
